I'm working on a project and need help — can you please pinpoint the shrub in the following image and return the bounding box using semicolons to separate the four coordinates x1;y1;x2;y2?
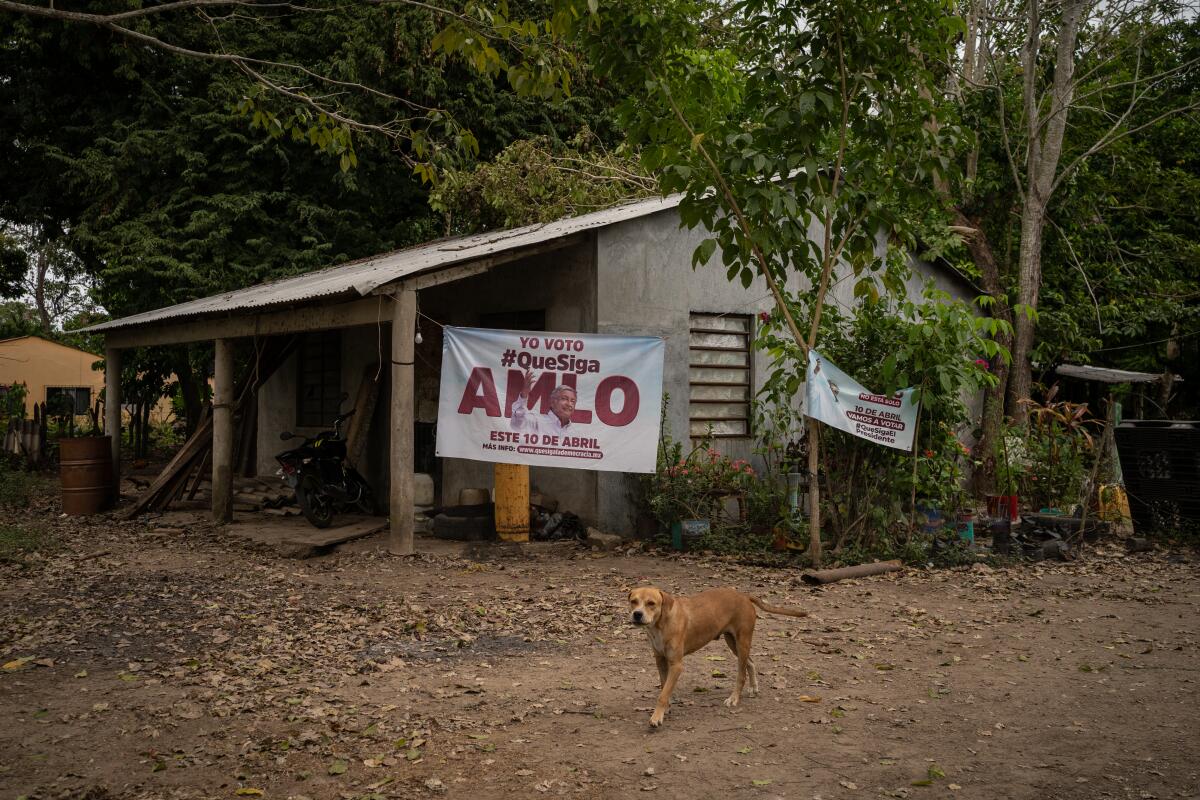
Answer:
641;400;786;554
1016;389;1098;511
0;455;34;509
756;284;1005;562
0;523;54;564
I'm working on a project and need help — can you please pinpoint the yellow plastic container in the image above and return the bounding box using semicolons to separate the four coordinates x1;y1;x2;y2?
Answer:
1098;484;1132;522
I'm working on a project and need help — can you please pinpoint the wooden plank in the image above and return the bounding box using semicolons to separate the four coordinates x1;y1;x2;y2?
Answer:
119;415;214;519
213;338;235;523
157;447;209;510
344;362;381;469
186;449;211;501
235;388;258;478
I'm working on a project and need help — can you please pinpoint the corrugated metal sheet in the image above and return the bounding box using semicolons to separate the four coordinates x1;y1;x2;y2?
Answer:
1056;364;1179;384
83;195;683;333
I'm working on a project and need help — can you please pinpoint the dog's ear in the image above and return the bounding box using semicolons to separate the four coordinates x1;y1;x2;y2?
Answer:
658;589;674;615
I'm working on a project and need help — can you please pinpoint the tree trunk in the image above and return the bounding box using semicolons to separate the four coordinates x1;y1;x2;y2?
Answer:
952;209;1013;491
1007;0;1084;424
33;242;52;332
174;349;204;436
806;418;822;567
1008;198;1047;424
132;402;142;458
140;402;152;458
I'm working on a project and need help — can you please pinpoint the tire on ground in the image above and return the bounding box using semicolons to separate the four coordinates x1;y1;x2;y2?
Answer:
432;513;495;541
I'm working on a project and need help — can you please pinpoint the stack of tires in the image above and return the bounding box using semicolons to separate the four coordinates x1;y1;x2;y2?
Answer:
432;503;496;541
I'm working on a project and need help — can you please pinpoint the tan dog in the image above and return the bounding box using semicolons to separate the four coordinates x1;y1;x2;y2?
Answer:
628;586;808;727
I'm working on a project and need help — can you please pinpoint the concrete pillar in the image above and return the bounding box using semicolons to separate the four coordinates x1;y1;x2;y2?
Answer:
212;338;235;523
105;345;121;500
389;287;416;554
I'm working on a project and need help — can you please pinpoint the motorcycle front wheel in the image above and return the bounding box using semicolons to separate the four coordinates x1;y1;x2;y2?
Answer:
296;474;335;528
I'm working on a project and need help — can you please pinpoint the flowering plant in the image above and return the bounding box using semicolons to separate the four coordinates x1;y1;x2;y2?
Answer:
915;423;979;516
646;432;758;529
663;448;756;490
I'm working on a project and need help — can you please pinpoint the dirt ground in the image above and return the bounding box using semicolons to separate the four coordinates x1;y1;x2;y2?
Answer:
2;498;1199;800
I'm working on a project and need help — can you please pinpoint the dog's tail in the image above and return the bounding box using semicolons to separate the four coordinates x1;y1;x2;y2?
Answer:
749;596;808;618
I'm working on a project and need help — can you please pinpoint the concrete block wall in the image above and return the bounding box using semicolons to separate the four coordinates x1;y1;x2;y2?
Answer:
255;324;391;499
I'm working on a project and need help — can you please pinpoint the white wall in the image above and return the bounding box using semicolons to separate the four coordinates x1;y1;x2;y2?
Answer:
593;209;978;532
255;324;390;501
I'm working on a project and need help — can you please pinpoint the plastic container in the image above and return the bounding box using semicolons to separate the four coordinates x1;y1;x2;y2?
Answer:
671;519;710;551
957;512;976;544
1114;420;1200;535
986;494;1019;522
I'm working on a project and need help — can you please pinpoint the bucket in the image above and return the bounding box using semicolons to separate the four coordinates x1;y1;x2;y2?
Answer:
59;435;114;515
986;494;1019;522
916;502;944;535
956;513;976;544
459;487;490;505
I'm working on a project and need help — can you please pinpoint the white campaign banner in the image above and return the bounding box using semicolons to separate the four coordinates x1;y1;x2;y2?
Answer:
436;327;665;473
804;350;920;451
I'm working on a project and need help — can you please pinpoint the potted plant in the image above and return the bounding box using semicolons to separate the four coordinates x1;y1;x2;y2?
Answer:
645;435;759;551
987;424;1023;522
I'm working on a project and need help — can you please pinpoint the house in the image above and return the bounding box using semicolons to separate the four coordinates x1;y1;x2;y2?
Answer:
83;194;976;549
0;335;106;419
0;334;177;426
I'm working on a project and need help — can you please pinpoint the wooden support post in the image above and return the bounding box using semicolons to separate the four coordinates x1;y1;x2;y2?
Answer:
212;338;235;523
389;288;416;555
494;463;530;542
806;418;822;568
105;346;121;499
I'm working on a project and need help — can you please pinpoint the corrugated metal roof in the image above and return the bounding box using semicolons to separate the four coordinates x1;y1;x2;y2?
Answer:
1056;364;1180;384
83;194;683;334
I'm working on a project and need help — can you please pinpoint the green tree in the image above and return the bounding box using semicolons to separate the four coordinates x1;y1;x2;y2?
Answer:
573;0;964;565
0;1;619;431
951;0;1200;423
431;128;656;232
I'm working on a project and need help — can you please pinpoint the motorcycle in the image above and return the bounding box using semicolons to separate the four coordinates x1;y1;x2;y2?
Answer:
276;406;374;528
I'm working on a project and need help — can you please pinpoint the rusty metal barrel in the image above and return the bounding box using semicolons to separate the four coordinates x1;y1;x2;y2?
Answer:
59;435;114;515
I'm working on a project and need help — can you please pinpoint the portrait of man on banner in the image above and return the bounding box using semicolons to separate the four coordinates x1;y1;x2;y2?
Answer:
510;370;580;435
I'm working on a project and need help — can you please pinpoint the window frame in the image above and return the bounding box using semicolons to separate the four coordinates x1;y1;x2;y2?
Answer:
295;330;343;428
687;311;753;440
45;386;91;416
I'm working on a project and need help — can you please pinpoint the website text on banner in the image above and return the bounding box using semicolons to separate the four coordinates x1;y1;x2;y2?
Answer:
804;350;920;451
436;327;665;473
